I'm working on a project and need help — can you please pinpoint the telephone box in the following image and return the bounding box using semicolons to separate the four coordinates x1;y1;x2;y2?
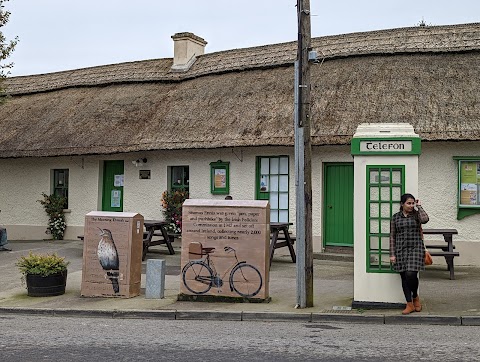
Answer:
351;123;421;306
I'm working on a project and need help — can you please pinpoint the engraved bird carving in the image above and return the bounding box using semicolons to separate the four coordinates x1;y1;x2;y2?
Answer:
97;228;120;294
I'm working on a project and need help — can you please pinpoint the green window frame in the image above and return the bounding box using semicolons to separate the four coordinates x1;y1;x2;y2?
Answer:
366;165;405;273
453;157;480;220
210;160;230;195
170;166;189;192
52;169;69;209
255;156;289;223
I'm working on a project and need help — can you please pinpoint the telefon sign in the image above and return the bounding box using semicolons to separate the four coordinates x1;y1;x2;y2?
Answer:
360;140;412;152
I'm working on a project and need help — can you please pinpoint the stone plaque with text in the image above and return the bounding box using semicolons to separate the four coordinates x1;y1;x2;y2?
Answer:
180;199;269;300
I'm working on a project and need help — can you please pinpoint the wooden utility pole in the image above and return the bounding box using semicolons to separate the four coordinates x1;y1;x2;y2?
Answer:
295;0;313;308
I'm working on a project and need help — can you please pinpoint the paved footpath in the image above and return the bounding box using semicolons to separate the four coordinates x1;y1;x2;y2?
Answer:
1;239;480;325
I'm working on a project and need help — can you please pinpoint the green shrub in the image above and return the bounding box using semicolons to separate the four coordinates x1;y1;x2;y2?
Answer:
160;189;189;234
37;192;67;240
16;252;69;277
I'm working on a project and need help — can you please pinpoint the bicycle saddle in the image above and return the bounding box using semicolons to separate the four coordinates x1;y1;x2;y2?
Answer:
202;247;215;254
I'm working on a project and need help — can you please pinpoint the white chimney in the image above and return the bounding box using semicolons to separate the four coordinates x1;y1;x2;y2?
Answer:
171;32;207;71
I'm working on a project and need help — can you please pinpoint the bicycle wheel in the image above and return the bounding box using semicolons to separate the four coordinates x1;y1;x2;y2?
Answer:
182;260;214;295
229;263;262;298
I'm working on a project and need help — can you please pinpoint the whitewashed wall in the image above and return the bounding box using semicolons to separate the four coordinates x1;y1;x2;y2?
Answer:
419;141;480;265
1;141;479;265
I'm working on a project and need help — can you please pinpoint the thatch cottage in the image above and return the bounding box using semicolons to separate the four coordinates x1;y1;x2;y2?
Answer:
1;24;479;265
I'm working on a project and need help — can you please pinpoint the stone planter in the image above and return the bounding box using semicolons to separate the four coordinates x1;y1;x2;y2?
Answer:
26;270;67;297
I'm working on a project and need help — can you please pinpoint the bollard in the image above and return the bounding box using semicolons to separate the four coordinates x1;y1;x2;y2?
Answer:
145;259;165;299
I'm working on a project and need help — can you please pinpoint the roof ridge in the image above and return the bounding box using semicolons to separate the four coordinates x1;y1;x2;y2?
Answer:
5;23;480;95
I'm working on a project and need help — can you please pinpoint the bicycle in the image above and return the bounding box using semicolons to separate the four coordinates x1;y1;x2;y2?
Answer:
182;242;263;298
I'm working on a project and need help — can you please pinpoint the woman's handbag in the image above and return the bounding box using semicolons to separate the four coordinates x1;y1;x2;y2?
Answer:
419;224;432;265
424;248;433;265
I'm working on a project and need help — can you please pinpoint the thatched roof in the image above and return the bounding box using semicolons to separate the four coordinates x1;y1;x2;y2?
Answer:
0;23;479;158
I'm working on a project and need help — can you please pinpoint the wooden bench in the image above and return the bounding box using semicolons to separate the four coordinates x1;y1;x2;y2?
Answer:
423;228;459;280
426;244;455;250
271;236;296;250
269;223;296;267
143;220;176;260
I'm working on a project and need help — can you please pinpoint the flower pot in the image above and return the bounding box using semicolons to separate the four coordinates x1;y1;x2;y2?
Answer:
26;270;67;297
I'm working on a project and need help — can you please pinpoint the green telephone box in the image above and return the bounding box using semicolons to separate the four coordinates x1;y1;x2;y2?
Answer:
351;123;421;307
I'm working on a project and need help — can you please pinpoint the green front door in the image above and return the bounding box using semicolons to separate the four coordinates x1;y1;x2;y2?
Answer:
323;163;354;247
102;160;124;212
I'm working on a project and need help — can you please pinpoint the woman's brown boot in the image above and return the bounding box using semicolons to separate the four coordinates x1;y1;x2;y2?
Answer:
402;302;415;315
413;296;422;312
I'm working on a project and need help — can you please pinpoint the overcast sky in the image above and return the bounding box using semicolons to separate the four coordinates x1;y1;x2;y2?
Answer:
2;0;479;77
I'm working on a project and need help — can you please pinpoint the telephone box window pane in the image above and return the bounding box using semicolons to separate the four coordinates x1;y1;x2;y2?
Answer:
381;254;392;267
392;187;401;201
370;187;379;201
369;254;379;268
381;220;390;234
381;203;390;218
380;170;390;184
381;187;390;201
392;170;401;184
370;203;379;218
370;219;379;234
370;170;379;184
370;236;379;250
382;237;390;251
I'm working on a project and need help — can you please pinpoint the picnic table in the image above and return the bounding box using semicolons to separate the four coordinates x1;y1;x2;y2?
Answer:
142;220;176;260
269;222;296;267
423;228;459;280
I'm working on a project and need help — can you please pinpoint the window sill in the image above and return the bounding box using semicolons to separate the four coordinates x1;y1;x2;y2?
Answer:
457;208;480;220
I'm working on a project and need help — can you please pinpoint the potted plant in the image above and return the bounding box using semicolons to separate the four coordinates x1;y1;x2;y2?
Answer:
37;192;67;240
16;252;69;297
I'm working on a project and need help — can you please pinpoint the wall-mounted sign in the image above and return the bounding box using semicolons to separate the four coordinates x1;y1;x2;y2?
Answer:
459;161;480;207
210;160;230;195
139;170;151;180
111;190;121;208
351;137;421;155
360;140;412;152
454;157;480;220
114;174;124;187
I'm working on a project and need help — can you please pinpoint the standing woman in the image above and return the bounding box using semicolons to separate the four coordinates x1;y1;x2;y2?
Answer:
390;193;429;314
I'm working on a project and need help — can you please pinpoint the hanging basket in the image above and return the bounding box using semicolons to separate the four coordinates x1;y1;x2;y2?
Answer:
26;270;68;297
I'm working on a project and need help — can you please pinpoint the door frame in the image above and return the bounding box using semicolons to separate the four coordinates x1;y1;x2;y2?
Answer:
322;162;354;248
101;160;125;212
